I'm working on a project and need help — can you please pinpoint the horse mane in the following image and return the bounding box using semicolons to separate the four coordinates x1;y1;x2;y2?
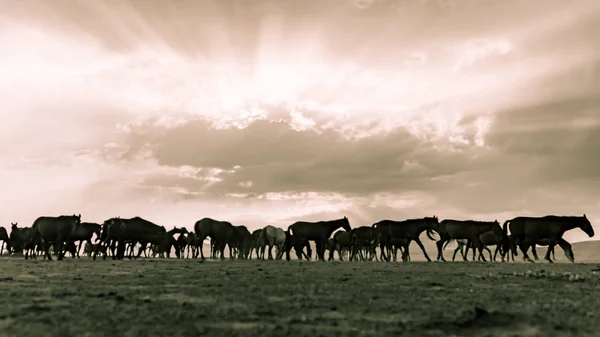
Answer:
541;215;587;222
443;219;497;224
377;217;435;225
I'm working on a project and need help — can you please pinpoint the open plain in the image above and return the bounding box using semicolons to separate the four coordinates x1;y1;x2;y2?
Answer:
1;255;600;337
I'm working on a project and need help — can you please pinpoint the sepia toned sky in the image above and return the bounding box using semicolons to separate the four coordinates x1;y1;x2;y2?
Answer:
1;0;599;242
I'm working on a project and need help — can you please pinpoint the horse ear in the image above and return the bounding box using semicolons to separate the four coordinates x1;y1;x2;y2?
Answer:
584;214;587;218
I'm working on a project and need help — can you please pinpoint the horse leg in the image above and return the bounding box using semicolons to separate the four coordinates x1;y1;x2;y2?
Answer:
531;246;540;261
436;239;447;262
519;240;534;263
557;238;574;263
544;239;557;263
462;244;469;262
452;245;460;261
485;246;493;261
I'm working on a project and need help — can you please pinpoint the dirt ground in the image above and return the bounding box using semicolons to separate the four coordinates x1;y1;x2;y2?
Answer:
1;258;599;337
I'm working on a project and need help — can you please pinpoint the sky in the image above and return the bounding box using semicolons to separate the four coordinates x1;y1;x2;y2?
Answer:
1;0;599;243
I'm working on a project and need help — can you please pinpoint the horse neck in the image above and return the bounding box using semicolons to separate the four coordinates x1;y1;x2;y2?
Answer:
324;221;345;236
415;219;435;231
562;219;582;232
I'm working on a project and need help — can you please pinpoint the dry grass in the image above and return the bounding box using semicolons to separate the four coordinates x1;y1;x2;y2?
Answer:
0;256;599;336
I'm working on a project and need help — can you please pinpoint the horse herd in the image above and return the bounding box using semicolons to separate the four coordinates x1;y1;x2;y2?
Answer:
0;214;594;264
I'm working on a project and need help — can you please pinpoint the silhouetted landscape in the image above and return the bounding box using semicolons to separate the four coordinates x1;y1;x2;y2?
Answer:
2;0;600;335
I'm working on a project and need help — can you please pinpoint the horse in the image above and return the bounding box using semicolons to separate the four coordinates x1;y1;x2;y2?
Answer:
0;226;10;254
282;232;313;261
194;218;235;260
328;230;351;261
250;229;266;259
261;226;286;260
28;214;81;260
435;219;503;262
373;216;439;262
104;217;170;260
284;217;352;261
502;215;593;263
462;231;505;262
70;222;101;258
349;226;378;261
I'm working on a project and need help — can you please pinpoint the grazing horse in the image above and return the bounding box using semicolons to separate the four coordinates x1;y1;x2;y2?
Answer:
282;232;313;260
328;230;351;261
373;216;439;262
11;224;40;258
261;226;286;260
0;226;10;254
349;226;378;261
285;217;352;261
250;229;266;259
28;214;81;260
230;225;252;259
502;215;594;263
436;219;503;262
184;232;200;258
105;217;170;260
194;218;235;260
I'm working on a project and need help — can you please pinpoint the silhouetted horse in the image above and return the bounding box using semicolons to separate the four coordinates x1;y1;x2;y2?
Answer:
231;225;252;259
194;218;235;260
11;224;41;258
184;232;200;258
28;214;81;260
261;226;286;259
285;217;352;261
283;232;313;261
502;215;593;263
71;222;101;258
349;226;378;261
105;216;170;260
0;226;10;254
328;230;351;261
436;219;502;262
462;230;505;262
506;237;574;263
373;216;438;262
250;229;266;259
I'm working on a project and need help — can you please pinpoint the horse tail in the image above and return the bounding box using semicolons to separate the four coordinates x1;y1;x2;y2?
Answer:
426;229;437;241
283;229;292;261
502;220;510;242
443;238;455;250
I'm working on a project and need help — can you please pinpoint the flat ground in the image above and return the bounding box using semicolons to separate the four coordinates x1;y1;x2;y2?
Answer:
1;258;600;337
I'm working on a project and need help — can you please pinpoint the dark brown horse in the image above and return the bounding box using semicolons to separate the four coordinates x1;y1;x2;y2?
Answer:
435;219;502;262
194;218;235;260
105;217;169;260
71;222;101;258
28;214;81;260
373;216;439;262
328;230;351;261
282;232;312;261
285;217;351;261
502;215;593;263
349;226;378;261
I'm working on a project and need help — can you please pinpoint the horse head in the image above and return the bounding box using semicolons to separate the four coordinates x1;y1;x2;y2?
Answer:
579;214;594;238
341;216;352;232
